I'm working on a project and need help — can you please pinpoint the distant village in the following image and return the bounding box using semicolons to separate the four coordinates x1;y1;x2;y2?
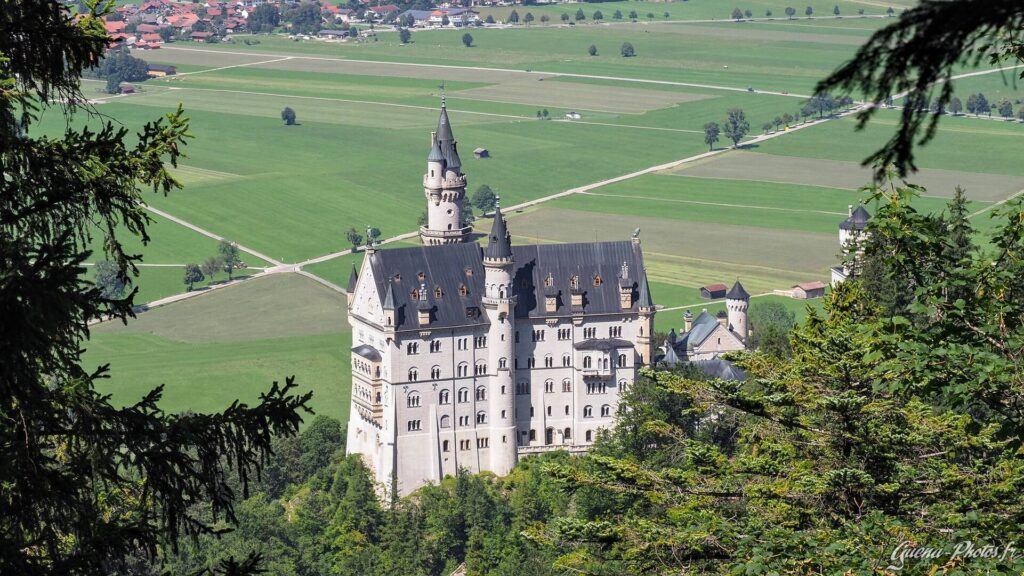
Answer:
95;0;567;53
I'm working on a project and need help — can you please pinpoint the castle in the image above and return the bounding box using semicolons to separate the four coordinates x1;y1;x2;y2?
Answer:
345;103;661;495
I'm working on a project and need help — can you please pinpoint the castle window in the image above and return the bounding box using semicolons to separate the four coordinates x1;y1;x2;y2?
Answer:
609;326;622;338
586;430;593;442
501;385;506;395
430;340;441;352
528;356;536;368
464;267;473;277
459;415;469;426
601;405;611;417
435;287;443;298
558;329;571;340
543;273;553;288
457;362;468;377
431;366;441;379
393;273;401;282
408;368;418;381
476;411;487;424
407;342;419;355
477;438;489;449
584;405;593;418
407;420;421;431
501;409;506;419
439;389;450;404
569;275;579;290
410;288;419;301
442;439;450;451
583;327;596;339
562;379;572;392
530;406;535;417
564;427;571;440
475;335;487;348
440;415;451;428
546;406;551;416
618;354;627;367
418;271;426;281
620;379;628;393
516;381;529;395
458;284;468;297
593;275;602;286
544;380;554;393
564;405;569;415
544;355;553;368
475;386;487;401
529;429;536;442
407;392;421;408
499;357;507;369
583;356;592;369
458;388;469;403
474;362;487;375
545;427;553;445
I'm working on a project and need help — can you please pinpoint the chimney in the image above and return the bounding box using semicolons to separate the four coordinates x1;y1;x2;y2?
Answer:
848;204;853;217
430;130;437;147
683;310;693;333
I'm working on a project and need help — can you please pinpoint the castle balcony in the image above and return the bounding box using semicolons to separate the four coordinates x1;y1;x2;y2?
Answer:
581;367;612;378
443;174;467;188
518;444;590;456
420;225;471;245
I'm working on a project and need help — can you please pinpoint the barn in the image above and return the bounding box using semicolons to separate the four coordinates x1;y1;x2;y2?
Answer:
700;283;727;299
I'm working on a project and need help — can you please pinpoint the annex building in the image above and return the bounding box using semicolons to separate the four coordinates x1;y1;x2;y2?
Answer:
345;103;659;495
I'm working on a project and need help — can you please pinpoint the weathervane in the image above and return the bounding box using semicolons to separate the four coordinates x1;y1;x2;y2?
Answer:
438;81;447;107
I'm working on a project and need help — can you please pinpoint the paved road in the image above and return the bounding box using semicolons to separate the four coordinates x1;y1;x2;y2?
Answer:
144;204;283;267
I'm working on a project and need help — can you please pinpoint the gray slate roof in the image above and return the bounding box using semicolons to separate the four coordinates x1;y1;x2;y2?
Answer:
435;105;462;170
637;271;654;309
840;205;871;230
574;338;634;351
676;310;719;351
364;240;648;331
726;280;749;300
484;207;512;260
352;344;382;361
347;265;359;292
692;359;746;380
511;240;646;319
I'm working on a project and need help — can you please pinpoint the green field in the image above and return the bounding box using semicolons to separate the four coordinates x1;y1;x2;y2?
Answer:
473;0;892;22
86;273;350;423
66;13;1024;423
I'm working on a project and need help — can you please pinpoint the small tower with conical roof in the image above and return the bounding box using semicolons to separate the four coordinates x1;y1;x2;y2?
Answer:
833;204;872;283
480;202;517;474
421;100;471;245
725;280;749;342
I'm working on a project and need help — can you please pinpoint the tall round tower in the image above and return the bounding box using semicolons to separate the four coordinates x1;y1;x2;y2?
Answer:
725;280;750;342
481;204;517;474
420;101;471;245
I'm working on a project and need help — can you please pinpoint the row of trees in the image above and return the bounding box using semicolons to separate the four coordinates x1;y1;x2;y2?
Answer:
702;108;750;150
506;8;669;24
94;47;150;93
183;240;246;292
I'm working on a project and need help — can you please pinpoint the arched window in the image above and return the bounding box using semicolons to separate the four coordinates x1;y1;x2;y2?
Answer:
440;415;451;428
544;355;553;367
499;357;507;369
439;389;450;404
476;386;487;401
407;392;421;408
583;356;592;369
476;411;487;424
545;427;553;445
562;379;572;392
564;427;571;440
601;404;611;417
545;380;554;393
442;439;450;452
475;361;487;375
457;362;468;377
584;405;593;418
618;354;627;367
562;354;571;367
408;368;418;381
586;430;593;442
431;366;441;379
618;379;628;392
458;388;469;403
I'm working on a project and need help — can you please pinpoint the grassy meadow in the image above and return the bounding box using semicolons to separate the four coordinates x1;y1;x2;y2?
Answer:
86;273;351;423
66;14;1024;426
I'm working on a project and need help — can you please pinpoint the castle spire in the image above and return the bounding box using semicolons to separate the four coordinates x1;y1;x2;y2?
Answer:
637;269;654;310
484;201;512;261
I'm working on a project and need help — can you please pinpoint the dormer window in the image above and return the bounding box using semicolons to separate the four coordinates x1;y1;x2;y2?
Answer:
410;288;419;300
434;287;443;298
393;273;401;282
543;273;553;288
458;283;468;297
569;275;579;290
593;275;603;286
417;271;426;281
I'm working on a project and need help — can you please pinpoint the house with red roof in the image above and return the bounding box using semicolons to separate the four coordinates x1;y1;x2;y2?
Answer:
104;20;126;34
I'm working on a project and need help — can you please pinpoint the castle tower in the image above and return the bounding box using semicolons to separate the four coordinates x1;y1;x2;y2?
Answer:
725;280;749;342
833;204;872;282
636;269;656;366
481;203;517;474
420;101;471;245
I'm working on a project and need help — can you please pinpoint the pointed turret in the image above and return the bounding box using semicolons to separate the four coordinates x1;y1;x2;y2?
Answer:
726;280;749;300
726;280;749;343
484;204;512;261
382;283;395;310
637;270;655;310
421;102;469;245
435;102;462;170
347;265;359;292
427;136;445;163
381;283;395;329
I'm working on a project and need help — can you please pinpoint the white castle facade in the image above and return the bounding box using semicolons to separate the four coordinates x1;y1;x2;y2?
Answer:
345;103;658;496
